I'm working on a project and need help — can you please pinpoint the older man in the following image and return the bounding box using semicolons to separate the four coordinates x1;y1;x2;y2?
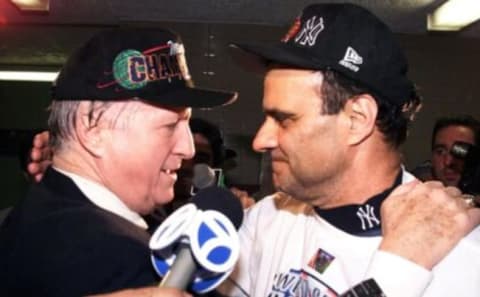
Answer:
0;27;236;296
220;3;480;297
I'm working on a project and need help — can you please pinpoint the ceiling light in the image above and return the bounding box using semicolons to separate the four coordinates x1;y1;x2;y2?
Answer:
428;0;480;31
0;71;58;82
9;0;49;12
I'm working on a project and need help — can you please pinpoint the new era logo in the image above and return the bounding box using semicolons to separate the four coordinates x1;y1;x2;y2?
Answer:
339;46;363;72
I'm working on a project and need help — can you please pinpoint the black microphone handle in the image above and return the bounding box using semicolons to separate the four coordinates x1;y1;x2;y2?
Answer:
159;244;197;289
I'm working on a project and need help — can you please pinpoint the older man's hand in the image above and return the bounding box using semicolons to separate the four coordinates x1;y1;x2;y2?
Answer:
380;180;480;270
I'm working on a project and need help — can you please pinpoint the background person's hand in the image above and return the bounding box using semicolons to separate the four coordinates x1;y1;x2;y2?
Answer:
27;130;52;182
380;180;480;270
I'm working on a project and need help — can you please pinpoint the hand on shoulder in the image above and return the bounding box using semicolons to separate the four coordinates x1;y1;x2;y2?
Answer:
380;180;480;269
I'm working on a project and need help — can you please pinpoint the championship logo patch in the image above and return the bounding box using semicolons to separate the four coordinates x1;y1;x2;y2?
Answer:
113;49;148;90
109;41;191;90
308;248;335;274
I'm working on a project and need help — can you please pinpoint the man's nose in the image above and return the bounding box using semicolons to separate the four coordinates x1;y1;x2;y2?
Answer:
252;118;278;153
175;123;195;160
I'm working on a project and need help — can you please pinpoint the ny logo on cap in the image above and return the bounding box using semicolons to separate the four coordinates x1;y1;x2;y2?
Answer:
294;16;324;46
339;46;363;72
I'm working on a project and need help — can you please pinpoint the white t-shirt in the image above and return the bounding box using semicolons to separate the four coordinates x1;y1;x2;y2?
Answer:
219;173;480;297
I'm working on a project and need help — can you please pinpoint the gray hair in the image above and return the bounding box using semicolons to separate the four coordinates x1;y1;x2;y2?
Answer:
47;100;117;152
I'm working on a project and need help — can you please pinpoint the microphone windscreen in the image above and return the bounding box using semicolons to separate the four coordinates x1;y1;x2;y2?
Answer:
192;163;216;189
191;186;244;229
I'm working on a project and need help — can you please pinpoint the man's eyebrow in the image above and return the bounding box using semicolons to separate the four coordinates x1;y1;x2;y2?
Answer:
264;108;296;119
432;144;447;149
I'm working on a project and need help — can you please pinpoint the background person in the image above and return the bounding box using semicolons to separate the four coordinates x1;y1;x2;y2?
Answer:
171;117;254;211
430;114;480;186
146;117;254;229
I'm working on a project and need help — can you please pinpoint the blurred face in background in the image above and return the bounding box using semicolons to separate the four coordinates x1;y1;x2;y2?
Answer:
174;133;214;198
431;125;475;186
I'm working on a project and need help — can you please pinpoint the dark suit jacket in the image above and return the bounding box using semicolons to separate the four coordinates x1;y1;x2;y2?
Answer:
0;168;159;297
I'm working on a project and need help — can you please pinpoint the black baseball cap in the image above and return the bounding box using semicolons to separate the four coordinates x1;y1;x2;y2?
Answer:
230;3;413;105
53;27;237;108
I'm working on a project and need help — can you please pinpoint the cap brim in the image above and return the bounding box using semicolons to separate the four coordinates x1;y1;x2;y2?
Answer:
229;42;325;73
144;87;238;108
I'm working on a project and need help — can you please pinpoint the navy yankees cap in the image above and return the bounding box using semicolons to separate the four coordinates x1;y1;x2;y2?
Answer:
52;27;237;108
230;3;414;106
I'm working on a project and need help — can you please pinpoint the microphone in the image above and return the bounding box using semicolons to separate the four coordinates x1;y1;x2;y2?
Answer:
190;164;226;195
192;163;217;189
150;186;243;293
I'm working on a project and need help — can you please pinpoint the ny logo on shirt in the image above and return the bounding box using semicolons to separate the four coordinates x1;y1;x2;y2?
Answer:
356;204;380;230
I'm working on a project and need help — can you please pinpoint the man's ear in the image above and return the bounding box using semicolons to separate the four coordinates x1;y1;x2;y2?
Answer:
75;103;108;158
344;94;378;146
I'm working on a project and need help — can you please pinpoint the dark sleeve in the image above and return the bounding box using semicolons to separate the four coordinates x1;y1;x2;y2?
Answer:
50;235;159;296
20;213;159;297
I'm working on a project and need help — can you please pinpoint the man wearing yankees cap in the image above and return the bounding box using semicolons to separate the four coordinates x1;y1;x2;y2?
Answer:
220;3;480;297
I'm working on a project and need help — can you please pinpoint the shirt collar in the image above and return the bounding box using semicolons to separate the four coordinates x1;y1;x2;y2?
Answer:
314;170;405;236
53;167;148;230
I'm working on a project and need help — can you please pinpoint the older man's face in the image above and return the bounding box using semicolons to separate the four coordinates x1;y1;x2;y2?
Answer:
100;101;194;214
